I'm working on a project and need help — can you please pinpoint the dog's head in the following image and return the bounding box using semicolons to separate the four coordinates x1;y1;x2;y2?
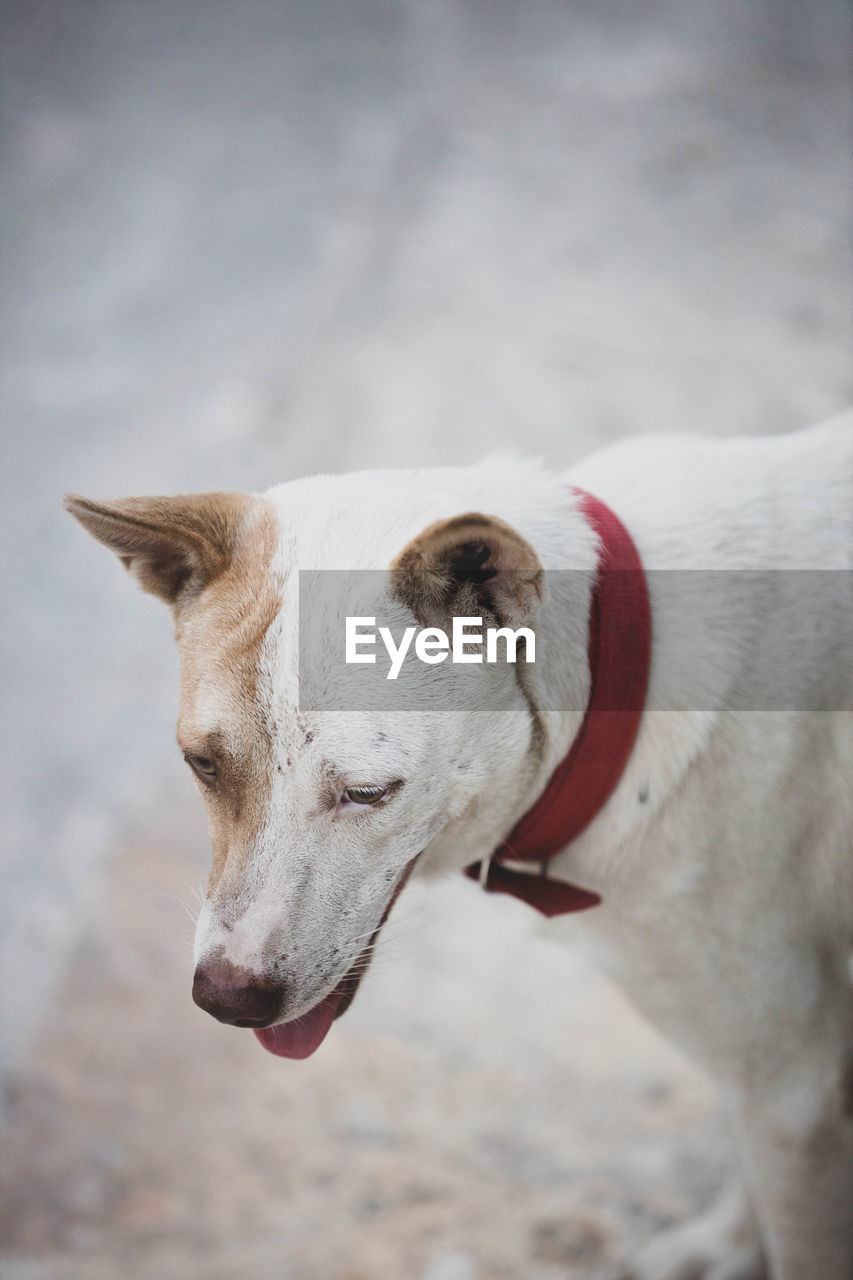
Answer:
66;472;559;1057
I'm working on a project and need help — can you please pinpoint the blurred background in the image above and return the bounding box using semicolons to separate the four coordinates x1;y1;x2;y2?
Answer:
0;2;850;1277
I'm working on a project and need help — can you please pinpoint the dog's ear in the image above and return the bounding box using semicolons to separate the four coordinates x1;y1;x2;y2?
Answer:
391;512;544;629
64;491;251;606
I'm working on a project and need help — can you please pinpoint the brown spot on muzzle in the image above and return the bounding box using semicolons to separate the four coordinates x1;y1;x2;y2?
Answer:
192;956;283;1027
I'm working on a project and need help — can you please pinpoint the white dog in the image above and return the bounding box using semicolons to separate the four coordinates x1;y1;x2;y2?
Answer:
67;415;853;1280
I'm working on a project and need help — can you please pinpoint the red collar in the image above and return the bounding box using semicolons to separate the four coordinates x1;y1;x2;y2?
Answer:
464;489;652;917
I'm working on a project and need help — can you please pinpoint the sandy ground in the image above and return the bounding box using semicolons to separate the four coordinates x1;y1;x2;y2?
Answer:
0;779;723;1280
1;1;850;1276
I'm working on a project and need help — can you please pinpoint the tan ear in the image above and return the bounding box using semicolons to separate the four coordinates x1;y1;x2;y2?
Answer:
390;512;544;628
64;491;251;605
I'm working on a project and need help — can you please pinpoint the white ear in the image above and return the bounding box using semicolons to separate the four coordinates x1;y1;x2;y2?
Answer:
390;511;544;629
64;491;251;606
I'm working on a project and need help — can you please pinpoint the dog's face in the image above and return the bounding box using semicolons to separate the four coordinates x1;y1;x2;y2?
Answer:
66;480;545;1056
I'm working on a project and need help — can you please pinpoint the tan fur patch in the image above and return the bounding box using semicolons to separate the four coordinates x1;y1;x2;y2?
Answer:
390;511;544;628
174;496;282;900
67;487;285;903
65;491;255;604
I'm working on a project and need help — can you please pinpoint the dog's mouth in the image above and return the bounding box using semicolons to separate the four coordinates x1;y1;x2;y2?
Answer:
252;936;376;1059
253;857;417;1061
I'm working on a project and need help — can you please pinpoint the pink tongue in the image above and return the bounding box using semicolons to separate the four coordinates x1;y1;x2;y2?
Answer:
254;989;343;1060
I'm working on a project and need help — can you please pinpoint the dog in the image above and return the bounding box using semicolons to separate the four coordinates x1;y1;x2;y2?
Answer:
66;414;853;1280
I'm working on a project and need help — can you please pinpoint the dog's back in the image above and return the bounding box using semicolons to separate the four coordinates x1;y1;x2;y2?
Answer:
568;413;852;571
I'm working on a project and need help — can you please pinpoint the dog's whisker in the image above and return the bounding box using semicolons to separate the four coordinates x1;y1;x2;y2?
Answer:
183;880;207;909
142;890;200;926
381;916;425;939
343;901;430;949
373;920;432;950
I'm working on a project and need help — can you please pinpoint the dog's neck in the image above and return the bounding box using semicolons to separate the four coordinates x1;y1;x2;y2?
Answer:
415;483;605;878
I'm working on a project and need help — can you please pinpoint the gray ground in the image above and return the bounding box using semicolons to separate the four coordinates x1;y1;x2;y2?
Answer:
0;2;850;1277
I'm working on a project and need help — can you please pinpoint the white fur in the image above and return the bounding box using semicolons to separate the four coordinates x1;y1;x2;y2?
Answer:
189;417;852;1280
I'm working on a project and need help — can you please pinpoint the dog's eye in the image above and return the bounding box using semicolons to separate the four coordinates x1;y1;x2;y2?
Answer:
185;753;217;782
343;785;387;806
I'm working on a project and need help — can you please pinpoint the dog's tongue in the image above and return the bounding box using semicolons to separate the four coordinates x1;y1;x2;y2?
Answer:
254;989;343;1060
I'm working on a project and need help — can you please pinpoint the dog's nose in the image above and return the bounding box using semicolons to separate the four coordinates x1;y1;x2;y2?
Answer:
192;962;281;1027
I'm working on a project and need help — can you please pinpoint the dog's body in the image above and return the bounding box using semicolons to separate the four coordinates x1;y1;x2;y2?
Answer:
67;415;853;1280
